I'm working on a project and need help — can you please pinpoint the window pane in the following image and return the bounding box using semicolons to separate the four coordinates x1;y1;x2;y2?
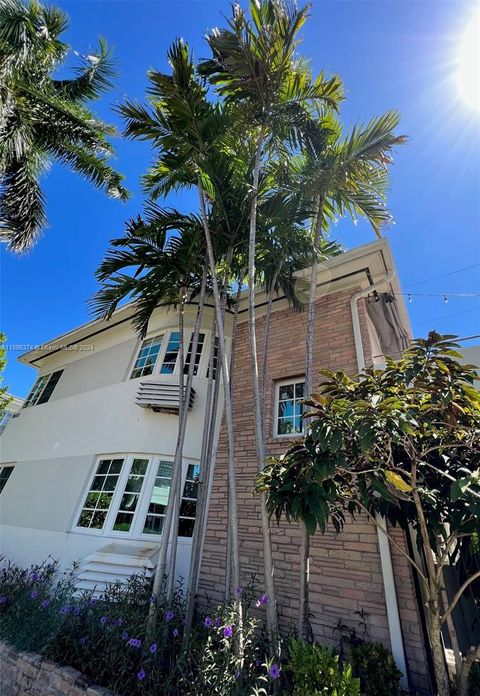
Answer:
184;333;205;376
130;459;148;475
0;466;14;494
276;381;305;436
113;512;134;532
178;518;195;537
77;458;124;529
142;460;173;535
160;332;180;374
207;337;219;380
130;336;163;379
143;515;164;535
37;371;63;405
180;499;197;517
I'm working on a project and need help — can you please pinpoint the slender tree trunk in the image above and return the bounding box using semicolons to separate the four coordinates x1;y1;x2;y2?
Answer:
411;461;451;696
299;195;325;640
197;181;243;645
247;129;279;640
167;274;207;597
225;283;242;599
183;310;219;640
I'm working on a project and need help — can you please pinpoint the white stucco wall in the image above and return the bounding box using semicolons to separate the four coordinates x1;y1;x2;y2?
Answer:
0;303;228;584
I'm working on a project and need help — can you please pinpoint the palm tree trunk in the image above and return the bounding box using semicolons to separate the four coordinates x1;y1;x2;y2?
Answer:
167;273;208;597
183;310;219;639
225;282;242;599
197;181;243;631
247;129;279;641
299;194;325;640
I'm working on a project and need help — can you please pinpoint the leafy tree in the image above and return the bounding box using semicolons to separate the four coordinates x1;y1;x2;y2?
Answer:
0;0;127;251
257;332;480;696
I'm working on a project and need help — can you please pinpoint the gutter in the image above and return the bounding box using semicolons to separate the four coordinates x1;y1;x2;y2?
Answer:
350;271;410;691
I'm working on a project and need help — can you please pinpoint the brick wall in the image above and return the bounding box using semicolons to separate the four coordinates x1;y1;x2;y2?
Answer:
198;288;431;693
0;641;115;696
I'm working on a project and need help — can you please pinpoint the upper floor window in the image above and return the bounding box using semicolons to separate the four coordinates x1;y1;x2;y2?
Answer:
130;335;164;379
23;371;63;408
184;333;205;376
130;329;208;379
0;465;14;493
0;410;13;435
160;332;181;374
275;378;305;436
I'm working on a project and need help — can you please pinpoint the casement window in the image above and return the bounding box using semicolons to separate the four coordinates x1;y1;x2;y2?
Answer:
184;333;205;376
178;464;200;537
75;455;198;539
130;335;164;379
275;378;305;436
23;371;63;408
160;332;181;374
130;329;212;379
0;465;14;494
207;337;219;380
76;457;124;529
143;460;173;535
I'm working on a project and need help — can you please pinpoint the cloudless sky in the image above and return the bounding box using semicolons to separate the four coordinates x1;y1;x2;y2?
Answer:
2;0;479;398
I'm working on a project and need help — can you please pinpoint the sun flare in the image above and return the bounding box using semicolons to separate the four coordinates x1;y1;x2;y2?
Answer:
455;11;480;111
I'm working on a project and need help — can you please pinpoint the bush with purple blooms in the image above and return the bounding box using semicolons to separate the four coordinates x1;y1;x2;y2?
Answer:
0;560;397;695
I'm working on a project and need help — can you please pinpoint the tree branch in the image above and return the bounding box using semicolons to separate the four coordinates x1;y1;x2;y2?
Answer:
441;569;480;626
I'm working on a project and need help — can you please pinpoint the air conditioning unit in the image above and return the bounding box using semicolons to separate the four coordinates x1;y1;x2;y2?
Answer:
136;380;196;414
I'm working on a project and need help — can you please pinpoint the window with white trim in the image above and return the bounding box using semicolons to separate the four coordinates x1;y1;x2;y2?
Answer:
160;332;180;374
23;371;63;408
0;465;14;493
275;378;305;436
130;335;164;379
74;455;199;539
76;458;124;530
184;333;205;376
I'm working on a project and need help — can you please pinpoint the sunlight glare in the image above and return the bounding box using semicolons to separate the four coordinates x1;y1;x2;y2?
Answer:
455;11;480;111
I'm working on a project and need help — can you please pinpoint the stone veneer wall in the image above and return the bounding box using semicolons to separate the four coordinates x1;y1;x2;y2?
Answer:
0;641;115;696
198;288;432;694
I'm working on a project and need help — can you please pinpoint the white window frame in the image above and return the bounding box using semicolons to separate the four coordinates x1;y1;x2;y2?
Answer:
72;453;199;540
0;464;15;494
23;371;63;408
129;329;213;380
273;377;306;438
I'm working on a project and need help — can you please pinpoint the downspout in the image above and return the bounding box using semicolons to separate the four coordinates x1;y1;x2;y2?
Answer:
350;272;409;691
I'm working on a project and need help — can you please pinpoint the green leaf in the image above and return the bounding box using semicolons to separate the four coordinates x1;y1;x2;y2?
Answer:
450;476;474;502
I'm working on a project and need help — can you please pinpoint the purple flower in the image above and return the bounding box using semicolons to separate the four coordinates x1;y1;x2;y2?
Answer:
79;637;87;646
30;590;38;599
127;638;141;649
100;616;108;626
150;594;157;604
73;607;80;616
30;571;40;582
223;625;233;639
235;587;243;598
0;595;7;605
204;616;212;628
269;663;281;680
215;617;221;628
137;669;146;681
235;671;242;681
255;594;269;608
41;599;49;608
114;617;123;626
59;605;70;615
121;631;129;641
149;643;157;654
172;628;179;638
165;609;174;622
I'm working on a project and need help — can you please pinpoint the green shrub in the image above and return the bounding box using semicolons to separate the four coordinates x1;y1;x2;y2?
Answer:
287;639;360;696
350;642;402;696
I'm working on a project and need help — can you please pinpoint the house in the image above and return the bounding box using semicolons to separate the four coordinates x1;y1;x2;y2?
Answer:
0;239;431;693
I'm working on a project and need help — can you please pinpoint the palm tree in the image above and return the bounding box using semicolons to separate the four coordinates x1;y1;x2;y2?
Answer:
199;0;343;641
118;42;251;642
0;0;127;251
91;205;208;626
294;111;407;638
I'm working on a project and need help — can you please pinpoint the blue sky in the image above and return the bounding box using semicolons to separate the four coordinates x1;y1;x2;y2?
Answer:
2;0;479;398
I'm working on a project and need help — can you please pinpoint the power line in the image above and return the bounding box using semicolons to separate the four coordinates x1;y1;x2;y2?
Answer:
413;306;480;326
404;263;480;289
